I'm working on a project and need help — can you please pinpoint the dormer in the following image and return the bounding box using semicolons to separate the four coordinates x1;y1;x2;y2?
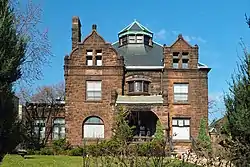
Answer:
163;34;199;69
118;20;153;47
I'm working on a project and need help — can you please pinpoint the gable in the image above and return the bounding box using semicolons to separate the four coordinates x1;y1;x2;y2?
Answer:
170;35;192;50
83;31;105;45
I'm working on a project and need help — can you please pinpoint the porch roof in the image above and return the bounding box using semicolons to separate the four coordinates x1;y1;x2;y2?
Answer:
116;95;163;104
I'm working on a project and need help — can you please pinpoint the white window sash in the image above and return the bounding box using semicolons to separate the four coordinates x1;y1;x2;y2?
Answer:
87;59;93;66
83;125;104;138
96;59;102;66
87;51;93;55
172;127;190;140
174;84;188;93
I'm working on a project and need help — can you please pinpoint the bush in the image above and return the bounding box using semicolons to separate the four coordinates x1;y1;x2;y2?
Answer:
68;147;84;156
40;147;54;155
52;138;71;151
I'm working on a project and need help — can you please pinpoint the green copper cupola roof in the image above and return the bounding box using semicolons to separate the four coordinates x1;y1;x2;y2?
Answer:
118;20;153;38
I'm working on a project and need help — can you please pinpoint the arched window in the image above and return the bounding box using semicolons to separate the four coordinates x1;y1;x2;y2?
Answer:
83;116;104;138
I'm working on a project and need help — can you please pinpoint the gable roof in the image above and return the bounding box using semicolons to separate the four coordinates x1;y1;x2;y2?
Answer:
170;34;192;48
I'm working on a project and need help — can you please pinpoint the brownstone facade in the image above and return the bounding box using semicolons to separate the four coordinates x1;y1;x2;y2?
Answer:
63;16;210;148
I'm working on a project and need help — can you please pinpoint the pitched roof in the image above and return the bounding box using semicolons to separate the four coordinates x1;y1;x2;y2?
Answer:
112;42;164;66
118;20;153;36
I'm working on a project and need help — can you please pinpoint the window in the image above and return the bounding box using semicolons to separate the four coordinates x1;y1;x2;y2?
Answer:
86;50;93;66
53;118;65;140
128;35;136;43
174;84;188;102
182;52;189;59
173;59;179;68
128;81;149;93
34;119;46;139
86;81;102;100
83;116;104;138
172;118;190;140
121;36;127;45
144;36;150;45
182;59;189;69
173;52;179;58
95;50;102;66
136;35;143;43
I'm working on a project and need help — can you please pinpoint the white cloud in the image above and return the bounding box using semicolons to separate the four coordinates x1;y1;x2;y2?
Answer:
155;29;167;40
183;35;191;42
155;29;207;44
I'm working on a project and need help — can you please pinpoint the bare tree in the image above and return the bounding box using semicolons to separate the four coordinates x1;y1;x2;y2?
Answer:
10;0;53;83
18;82;65;148
245;13;250;28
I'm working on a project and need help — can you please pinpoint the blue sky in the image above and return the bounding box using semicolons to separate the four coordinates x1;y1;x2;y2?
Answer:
31;0;249;120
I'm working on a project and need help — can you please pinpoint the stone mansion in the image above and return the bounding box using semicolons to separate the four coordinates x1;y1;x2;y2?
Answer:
26;16;211;149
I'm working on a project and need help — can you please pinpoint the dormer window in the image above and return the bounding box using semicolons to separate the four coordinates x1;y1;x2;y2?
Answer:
173;59;179;68
120;36;127;45
128;35;136;43
95;50;102;66
182;52;189;59
136;35;143;43
182;59;189;69
86;50;93;66
173;52;179;58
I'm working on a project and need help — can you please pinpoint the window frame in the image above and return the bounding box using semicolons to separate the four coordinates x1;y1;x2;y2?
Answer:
128;80;149;93
83;116;104;139
86;81;102;101
173;83;189;103
172;118;191;140
173;59;179;69
182;59;189;69
52;118;65;140
33;118;46;140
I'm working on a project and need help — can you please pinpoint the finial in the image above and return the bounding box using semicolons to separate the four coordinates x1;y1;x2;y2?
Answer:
178;34;183;39
92;24;97;30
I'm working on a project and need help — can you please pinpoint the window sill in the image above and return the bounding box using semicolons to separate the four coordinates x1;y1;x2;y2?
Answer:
85;100;103;103
173;102;190;105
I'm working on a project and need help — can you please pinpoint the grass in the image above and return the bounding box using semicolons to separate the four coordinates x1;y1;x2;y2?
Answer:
2;154;198;167
2;155;83;167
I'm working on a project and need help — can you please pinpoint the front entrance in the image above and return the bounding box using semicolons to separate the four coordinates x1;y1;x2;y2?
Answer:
127;111;158;138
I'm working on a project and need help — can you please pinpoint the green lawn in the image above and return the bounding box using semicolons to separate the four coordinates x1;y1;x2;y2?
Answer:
2;154;197;167
2;155;82;167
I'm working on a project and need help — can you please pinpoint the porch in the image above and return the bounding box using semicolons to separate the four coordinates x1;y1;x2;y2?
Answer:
116;95;164;142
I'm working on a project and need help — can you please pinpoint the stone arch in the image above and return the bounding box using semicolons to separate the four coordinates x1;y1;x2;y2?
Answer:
82;115;104;139
126;110;159;137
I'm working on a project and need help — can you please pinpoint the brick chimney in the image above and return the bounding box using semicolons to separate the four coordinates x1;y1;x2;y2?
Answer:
72;16;81;49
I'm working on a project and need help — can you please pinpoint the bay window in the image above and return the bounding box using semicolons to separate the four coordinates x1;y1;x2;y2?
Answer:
128;81;149;93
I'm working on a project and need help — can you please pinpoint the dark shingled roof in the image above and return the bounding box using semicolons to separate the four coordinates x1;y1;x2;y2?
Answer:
112;42;164;66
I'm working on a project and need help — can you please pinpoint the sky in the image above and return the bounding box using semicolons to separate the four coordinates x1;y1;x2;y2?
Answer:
27;0;250;121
